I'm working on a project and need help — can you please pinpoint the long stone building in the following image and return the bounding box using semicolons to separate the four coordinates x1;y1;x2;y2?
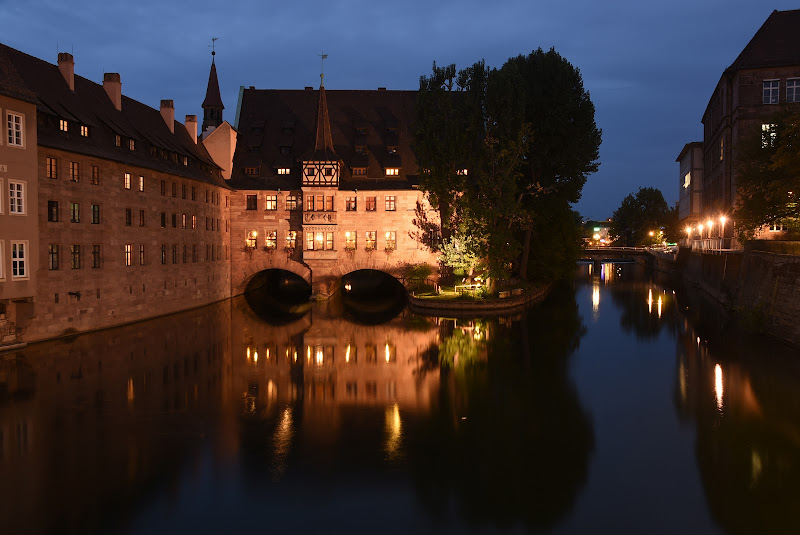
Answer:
0;43;438;347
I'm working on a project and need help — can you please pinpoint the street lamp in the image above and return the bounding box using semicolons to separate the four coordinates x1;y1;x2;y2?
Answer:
706;219;713;238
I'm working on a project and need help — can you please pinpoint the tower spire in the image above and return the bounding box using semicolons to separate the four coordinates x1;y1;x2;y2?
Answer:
202;37;224;136
314;53;336;159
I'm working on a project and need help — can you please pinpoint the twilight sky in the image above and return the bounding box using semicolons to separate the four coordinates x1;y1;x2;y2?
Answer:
2;0;794;219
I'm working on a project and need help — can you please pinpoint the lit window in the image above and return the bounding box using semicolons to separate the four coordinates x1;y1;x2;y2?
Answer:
265;230;277;249
91;165;100;185
278;168;290;175
91;204;100;224
9;181;25;214
683;172;691;189
265;195;277;210
345;230;356;249
770;222;785;232
183;156;188;166
80;125;89;137
59;119;68;132
7;112;24;147
125;244;132;266
70;161;80;182
182;214;186;229
366;196;376;211
346;196;357;211
191;215;196;229
128;138;135;150
325;195;333;211
762;123;777;148
385;195;396;211
46;157;58;178
326;232;334;250
306;195;315;211
70;202;80;223
365;231;376;249
286;231;297;249
138;175;144;191
352;167;367;176
385;168;399;176
139;244;145;265
286;194;298;211
763;80;779;104
306;231;315;250
115;134;121;147
385;230;396;250
719;137;724;161
11;241;28;278
246;230;257;248
124;172;131;189
48;245;59;270
788;79;800;103
457;169;468;175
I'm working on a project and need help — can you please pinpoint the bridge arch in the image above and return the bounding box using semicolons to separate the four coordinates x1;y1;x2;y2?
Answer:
232;252;312;296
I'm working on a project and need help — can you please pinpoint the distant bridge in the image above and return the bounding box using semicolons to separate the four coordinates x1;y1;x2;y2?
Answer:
580;247;650;263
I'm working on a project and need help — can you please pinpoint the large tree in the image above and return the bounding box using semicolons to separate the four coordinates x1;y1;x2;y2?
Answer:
734;109;800;240
414;48;601;282
611;187;673;246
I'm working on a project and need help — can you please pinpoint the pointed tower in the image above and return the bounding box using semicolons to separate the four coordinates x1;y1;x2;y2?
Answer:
201;48;224;137
302;71;340;187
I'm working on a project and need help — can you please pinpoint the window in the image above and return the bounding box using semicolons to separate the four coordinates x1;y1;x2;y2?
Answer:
160;180;166;196
191;186;196;200
345;230;356;249
70;162;80;182
683;172;691;190
385;230;396;250
48;200;59;222
0;241;3;279
92;245;101;268
183;245;187;263
161;245;167;265
788;79;800;103
352;167;367;176
124;172;131;189
182;214;186;229
11;242;27;278
9;181;24;213
763;80;779;104
325;196;333;212
161;212;166;228
139;244;146;265
346;196;357;211
265;230;277;249
70;202;80;223
315;195;324;212
59;119;68;132
306;232;315;250
91;204;100;224
192;244;197;262
48;245;59;270
138;176;144;192
246;194;257;210
182;184;187;199
278;168;290;175
115;134;121;147
91;165;100;185
385;168;399;176
457;168;469;176
191;215;196;229
246;230;257;248
128;139;135;150
770;222;785;232
286;194;298;211
125;244;132;266
385;195;396;211
305;167;315;177
762;123;777;148
80;125;89;137
172;182;177;197
125;208;132;226
172;244;177;264
286;230;297;249
7;111;24;147
306;195;315;211
183;156;188;166
326;232;334;250
139;209;146;226
366;196;376;211
71;245;81;269
719;137;724;162
46;157;58;178
245;167;258;175
265;195;277;210
365;231;376;250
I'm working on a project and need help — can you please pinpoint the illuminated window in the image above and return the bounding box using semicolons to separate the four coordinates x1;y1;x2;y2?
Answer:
719;137;723;161
265;195;277;210
366;196;376;211
265;230;277;249
124;244;132;266
128;138;135;150
124;172;131;189
346;196;357;211
70;202;80;223
182;214;186;229
352;167;367;176
80;125;89;137
286;230;297;248
365;230;376;249
7;111;24;146
91;165;100;185
191;215;196;229
278;168;290;175
246;195;257;210
683;172;691;189
762;123;777;148
246;230;257;248
286;194;298;210
788;79;800;103
770;222;785;232
345;230;356;249
59;119;68;132
139;244;146;265
385;230;396;249
306;231;315;250
385;167;399;176
763;80;779;104
325;195;333;212
70;162;80;182
46;157;58;178
48;245;59;270
385;195;396;211
138;175;144;191
306;195;315;211
91;204;100;224
326;232;334;250
457;168;468;175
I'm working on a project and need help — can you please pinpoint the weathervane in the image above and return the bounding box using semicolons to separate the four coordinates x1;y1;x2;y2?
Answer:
210;37;219;57
319;51;328;86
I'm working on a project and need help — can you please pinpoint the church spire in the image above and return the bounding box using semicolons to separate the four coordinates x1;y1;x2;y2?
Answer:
202;39;224;136
313;52;337;159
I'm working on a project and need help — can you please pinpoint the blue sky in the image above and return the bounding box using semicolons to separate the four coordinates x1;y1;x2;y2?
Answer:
2;1;794;219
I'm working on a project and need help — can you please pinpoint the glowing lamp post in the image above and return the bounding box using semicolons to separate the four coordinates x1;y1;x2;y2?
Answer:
719;216;727;248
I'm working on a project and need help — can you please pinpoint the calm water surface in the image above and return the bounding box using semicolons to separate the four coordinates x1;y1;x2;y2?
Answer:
2;263;799;534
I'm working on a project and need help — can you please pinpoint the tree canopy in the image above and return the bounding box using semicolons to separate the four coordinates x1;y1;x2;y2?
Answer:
611;187;676;246
413;48;601;282
734;109;800;240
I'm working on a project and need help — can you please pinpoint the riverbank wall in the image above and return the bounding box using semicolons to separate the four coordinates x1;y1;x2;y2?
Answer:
678;248;800;347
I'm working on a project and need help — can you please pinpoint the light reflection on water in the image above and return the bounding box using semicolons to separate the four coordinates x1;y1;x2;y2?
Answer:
1;264;800;534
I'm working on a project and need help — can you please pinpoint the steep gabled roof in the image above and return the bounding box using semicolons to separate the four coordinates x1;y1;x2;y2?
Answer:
312;82;338;161
202;59;224;110
726;9;800;72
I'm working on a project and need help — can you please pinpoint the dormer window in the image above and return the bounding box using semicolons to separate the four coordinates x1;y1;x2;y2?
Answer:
385;168;399;176
277;168;291;175
457;169;468;176
355;145;367;154
245;167;259;176
352;167;367;176
128;139;135;151
59;119;68;132
115;134;121;147
183;156;188;166
80;125;89;137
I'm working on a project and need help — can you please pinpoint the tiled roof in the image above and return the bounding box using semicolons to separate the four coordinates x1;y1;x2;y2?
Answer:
0;42;229;189
230;87;419;191
727;9;800;72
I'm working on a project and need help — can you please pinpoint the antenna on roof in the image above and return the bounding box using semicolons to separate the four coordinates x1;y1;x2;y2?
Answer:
210;37;219;58
319;51;328;87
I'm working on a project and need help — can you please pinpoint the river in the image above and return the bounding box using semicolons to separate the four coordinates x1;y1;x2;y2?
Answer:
1;263;798;534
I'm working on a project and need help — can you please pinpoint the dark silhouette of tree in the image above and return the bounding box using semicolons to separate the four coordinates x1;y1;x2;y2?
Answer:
611;187;672;246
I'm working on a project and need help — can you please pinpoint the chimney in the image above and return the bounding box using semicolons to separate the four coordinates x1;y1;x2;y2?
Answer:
185;115;198;143
103;73;122;111
58;52;74;91
160;100;175;133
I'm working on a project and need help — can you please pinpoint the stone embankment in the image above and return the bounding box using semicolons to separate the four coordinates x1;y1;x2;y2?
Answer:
408;284;551;317
678;248;800;347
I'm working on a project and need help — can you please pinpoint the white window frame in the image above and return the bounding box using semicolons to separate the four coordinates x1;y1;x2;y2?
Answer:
763;80;779;104
6;110;24;148
787;79;800;103
11;240;28;279
8;180;25;214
